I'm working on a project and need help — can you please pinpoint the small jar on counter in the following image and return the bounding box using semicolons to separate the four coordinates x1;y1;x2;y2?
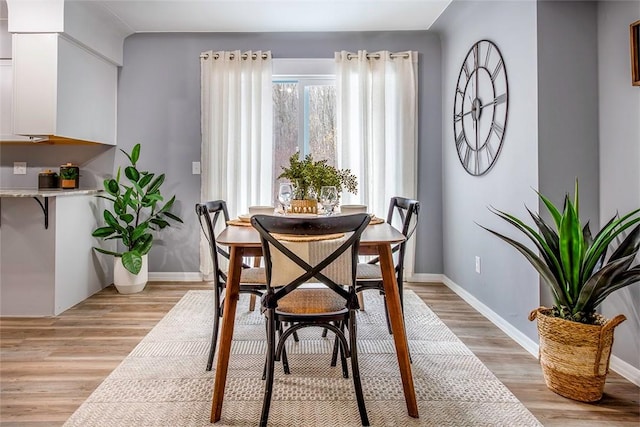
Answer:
38;170;59;189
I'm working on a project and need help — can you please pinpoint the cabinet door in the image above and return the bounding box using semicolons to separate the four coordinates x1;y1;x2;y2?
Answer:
12;33;58;136
1;60;37;142
11;33;117;145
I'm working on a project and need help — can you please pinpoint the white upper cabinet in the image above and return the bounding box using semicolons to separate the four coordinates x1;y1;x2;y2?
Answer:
0;59;32;142
12;33;117;145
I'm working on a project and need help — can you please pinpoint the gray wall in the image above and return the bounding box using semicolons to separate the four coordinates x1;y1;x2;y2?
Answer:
597;0;640;370
537;2;600;306
432;1;540;338
117;31;443;274
433;0;639;371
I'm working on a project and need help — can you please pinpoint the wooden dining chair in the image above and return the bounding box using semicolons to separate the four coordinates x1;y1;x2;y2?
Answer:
356;196;420;332
251;213;371;427
195;200;266;371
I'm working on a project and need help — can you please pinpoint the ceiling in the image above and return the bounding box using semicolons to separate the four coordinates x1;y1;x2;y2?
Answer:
97;0;452;33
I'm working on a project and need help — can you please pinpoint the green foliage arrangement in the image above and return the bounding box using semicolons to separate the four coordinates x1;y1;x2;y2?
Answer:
92;143;183;275
480;181;640;324
278;152;358;200
60;168;78;180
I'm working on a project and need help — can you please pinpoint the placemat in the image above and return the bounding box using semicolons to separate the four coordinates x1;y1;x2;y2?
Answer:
271;232;344;242
228;216;385;227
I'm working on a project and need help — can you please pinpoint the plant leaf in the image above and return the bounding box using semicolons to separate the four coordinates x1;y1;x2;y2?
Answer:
125;166;140;182
163;211;183;223
147;174;165;195
92;226;116;238
130;144;141;165
92;247;121;257
122;251;143;275
575;254;637;313
558;196;583;302
105;179;119;196
479;225;569;307
138;172;154;188
591;267;640;308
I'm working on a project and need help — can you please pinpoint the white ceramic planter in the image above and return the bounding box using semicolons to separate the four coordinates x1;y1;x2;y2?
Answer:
113;254;148;294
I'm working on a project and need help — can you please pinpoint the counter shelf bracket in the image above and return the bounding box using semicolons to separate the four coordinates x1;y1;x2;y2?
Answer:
32;196;49;229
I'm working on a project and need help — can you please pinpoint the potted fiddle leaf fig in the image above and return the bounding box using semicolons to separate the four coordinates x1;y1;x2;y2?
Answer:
480;180;639;402
92;143;183;294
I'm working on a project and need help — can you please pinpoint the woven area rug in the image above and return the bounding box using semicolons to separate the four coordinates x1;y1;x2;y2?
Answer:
64;290;541;426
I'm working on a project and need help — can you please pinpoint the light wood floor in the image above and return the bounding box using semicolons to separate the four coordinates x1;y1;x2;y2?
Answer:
0;281;638;426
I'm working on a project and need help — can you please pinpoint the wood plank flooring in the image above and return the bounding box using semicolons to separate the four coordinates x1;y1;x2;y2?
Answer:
1;281;638;426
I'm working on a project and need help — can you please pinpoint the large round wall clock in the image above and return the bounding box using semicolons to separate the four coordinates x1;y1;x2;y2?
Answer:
453;39;509;176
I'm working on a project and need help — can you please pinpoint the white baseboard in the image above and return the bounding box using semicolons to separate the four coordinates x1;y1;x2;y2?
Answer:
407;273;445;283
439;275;640;387
440;275;539;357
610;356;640;386
148;272;203;282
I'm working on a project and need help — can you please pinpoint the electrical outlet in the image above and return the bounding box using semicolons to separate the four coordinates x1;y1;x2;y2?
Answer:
192;161;201;175
475;256;481;274
13;162;27;175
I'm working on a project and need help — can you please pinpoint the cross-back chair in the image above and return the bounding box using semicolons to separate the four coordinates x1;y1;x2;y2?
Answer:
251;213;372;427
356;196;420;331
196;200;266;371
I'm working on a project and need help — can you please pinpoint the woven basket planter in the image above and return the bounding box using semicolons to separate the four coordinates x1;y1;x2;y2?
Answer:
290;199;318;214
528;307;626;402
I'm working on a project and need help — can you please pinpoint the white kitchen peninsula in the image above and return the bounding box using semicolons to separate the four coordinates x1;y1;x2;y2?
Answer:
0;188;113;316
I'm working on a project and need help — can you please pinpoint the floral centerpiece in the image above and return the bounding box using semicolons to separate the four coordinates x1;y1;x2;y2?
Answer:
278;152;357;213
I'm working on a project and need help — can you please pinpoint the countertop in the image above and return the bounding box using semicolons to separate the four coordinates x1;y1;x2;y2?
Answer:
0;188;103;197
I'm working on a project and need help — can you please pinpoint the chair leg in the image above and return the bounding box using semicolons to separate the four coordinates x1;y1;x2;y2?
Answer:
277;322;291;375
338;321;349;379
260;310;276;427
206;310;220;371
348;311;370;426
357;292;365;311
248;256;261;311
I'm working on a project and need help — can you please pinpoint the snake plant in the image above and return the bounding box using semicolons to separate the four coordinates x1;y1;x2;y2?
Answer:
480;181;640;324
92;143;183;274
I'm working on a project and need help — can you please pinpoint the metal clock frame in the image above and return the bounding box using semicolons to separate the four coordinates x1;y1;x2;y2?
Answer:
453;39;509;176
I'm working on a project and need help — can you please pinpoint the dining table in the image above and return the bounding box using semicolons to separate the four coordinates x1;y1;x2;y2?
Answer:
210;217;419;422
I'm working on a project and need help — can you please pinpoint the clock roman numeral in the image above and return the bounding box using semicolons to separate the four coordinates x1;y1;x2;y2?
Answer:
462;145;472;169
491;58;503;81
455;131;465;149
494;93;507;105
473;44;479;70
462;61;471;79
484;43;492;69
454;112;463;122
491;122;505;138
484;140;496;163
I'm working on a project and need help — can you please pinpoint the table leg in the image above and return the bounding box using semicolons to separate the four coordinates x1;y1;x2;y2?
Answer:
210;246;244;422
378;243;419;418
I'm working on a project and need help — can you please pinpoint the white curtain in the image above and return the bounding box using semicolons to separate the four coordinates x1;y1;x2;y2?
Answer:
335;50;418;276
200;50;273;275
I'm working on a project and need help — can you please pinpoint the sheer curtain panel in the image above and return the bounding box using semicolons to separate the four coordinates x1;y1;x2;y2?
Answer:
335;50;418;277
200;50;273;276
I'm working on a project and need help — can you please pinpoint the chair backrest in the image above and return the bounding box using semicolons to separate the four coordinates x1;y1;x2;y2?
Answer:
251;214;371;310
385;196;420;276
195;200;231;285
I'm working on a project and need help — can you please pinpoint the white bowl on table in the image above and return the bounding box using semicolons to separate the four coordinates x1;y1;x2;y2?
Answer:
249;205;275;215
340;204;368;214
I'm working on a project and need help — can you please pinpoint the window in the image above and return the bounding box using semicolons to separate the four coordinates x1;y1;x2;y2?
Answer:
272;59;336;185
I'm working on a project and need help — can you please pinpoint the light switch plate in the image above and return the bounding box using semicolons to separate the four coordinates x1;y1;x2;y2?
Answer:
13;162;27;175
192;161;201;175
